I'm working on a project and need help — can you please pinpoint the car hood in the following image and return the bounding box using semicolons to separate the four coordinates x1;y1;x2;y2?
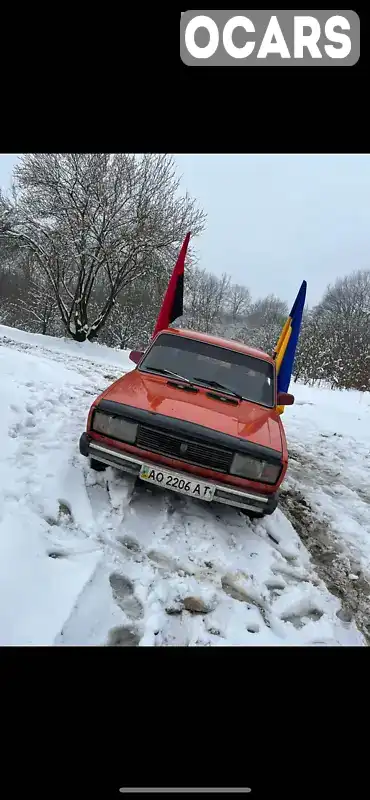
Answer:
98;370;283;453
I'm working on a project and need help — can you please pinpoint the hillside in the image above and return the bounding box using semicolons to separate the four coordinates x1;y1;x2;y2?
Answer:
0;324;368;646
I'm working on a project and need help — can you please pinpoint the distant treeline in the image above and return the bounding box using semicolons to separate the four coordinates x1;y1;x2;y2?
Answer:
1;154;369;392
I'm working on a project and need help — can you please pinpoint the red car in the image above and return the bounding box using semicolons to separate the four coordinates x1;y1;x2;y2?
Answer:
79;327;294;518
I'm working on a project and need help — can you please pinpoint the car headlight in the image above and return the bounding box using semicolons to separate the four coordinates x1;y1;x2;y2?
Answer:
92;411;138;444
231;452;281;484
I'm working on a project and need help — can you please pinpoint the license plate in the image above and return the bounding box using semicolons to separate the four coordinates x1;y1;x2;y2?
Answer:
139;464;215;501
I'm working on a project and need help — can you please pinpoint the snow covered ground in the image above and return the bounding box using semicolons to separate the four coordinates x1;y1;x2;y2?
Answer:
282;382;370;641
0;324;367;646
284;383;370;567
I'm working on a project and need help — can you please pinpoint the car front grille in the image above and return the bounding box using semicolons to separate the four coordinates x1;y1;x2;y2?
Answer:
135;424;234;473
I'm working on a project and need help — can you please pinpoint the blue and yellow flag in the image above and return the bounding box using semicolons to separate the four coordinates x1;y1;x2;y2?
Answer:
273;280;307;398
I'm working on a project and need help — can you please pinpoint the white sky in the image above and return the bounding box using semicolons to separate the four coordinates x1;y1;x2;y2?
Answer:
2;153;369;308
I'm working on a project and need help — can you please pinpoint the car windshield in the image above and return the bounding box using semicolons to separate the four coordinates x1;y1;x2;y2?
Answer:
139;333;275;407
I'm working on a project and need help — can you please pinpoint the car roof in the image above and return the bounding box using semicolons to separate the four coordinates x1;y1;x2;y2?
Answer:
155;328;275;365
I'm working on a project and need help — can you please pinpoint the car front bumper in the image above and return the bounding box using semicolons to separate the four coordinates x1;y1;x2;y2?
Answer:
79;433;278;516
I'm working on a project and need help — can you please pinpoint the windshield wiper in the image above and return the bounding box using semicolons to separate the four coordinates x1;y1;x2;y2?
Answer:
192;376;244;401
145;367;194;385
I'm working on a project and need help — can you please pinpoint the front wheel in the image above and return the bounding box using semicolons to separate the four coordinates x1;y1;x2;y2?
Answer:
241;492;279;519
239;509;265;520
244;510;264;519
90;457;106;472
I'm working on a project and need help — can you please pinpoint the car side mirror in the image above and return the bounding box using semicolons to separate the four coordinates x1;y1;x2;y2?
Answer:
129;350;144;365
277;391;295;406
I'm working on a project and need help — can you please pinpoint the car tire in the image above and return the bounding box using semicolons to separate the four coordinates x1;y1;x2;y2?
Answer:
242;510;264;520
90;457;106;472
241;495;279;520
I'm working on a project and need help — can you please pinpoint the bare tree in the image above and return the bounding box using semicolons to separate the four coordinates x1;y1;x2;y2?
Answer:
316;270;370;391
183;266;230;333
235;294;289;353
0;235;59;335
292;311;322;384
292;271;370;391
225;282;251;319
19;272;59;336
216;282;252;340
104;274;161;351
246;294;288;329
320;270;370;321
2;154;206;341
0;190;13;238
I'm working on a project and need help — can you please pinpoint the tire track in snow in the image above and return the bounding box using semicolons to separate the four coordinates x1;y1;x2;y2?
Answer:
60;468;363;646
280;485;370;645
287;444;370;568
0;334;126;386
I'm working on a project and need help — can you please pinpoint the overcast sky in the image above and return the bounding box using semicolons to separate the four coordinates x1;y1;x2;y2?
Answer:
2;153;370;308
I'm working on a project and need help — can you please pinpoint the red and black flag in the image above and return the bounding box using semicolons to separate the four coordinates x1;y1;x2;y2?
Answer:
152;232;191;338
